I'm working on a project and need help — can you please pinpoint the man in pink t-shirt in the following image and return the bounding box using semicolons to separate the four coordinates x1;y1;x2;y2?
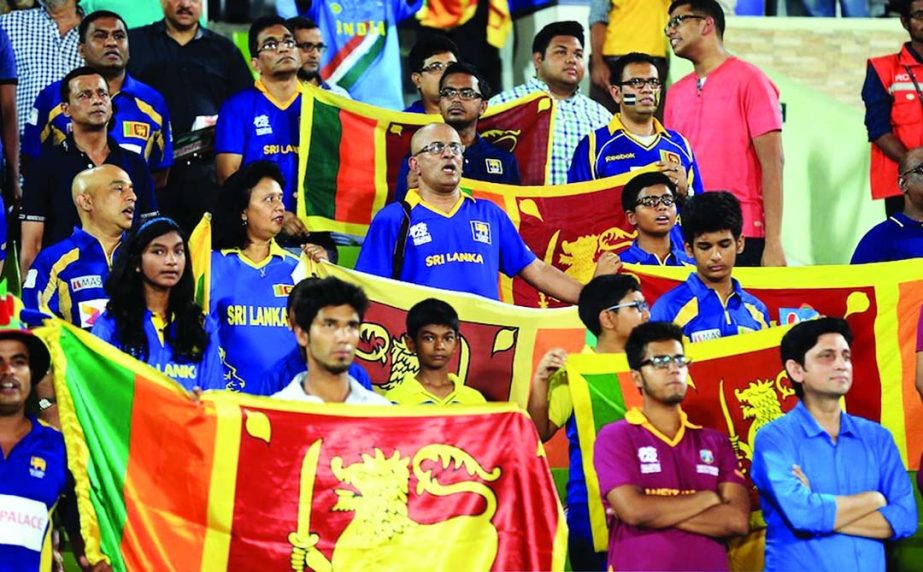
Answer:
593;321;749;571
663;0;785;268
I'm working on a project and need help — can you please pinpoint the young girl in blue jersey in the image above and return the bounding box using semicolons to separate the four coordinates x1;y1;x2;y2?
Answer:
208;161;302;392
92;217;223;391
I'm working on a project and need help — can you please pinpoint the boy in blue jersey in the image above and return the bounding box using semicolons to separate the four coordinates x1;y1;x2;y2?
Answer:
22;10;173;188
568;52;702;197
404;35;458;114
620;172;693;266
257;277;373;396
527;274;649;570
650;191;770;342
23;165;136;329
357;123;621;301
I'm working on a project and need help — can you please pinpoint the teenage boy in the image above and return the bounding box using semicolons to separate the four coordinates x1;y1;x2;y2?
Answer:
620;171;693;266
404;35;459;114
650;191;770;341
527;274;649;570
383;298;485;405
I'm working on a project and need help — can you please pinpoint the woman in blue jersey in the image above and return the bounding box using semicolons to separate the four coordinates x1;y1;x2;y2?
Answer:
92;217;223;391
208;161;303;393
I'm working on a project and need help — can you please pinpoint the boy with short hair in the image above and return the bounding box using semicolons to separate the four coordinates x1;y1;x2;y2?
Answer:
383;298;486;405
650;191;770;342
620;171;693;266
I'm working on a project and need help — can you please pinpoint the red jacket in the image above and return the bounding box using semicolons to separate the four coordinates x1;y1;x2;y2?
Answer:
869;45;923;199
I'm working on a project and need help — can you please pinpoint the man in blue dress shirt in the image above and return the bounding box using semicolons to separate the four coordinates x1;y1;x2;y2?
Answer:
752;318;918;572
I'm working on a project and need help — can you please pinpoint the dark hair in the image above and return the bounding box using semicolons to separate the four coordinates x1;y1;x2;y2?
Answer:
78;10;128;43
668;0;726;38
780;317;853;399
104;217;208;363
680;191;743;245
439;62;493;101
60;66;107;103
409;35;459;73
292;277;369;332
612;52;659;85
578;274;641;336
626;321;685;370
286;16;318;32
249;15;290;56
212;161;286;250
622;172;677;212
532;21;584;56
894;0;914;18
406;298;460;340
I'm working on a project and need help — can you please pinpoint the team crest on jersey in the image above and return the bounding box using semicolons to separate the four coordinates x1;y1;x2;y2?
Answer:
29;456;47;479
638;446;661;473
471;221;491;245
660;151;681;165
254;115;273;136
123;121;150;139
410;222;432;246
699;449;714;464
273;284;293;297
70;275;103;292
485;158;503;175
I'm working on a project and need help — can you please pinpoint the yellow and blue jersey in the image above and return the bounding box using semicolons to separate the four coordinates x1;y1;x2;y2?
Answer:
215;81;301;212
0;417;68;572
619;239;694;266
567;115;703;196
21;228;121;329
208;243;300;393
649;272;770;342
355;190;536;300
91;311;225;391
23;74;173;171
383;372;487;405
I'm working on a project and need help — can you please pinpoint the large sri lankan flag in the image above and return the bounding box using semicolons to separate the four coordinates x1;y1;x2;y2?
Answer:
296;85;553;235
38;319;567;571
301;259;587;407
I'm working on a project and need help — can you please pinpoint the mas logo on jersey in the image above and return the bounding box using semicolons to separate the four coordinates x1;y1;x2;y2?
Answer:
273;284;293;298
29;456;47;479
485;158;503;175
471;221;491;245
123;121;150;140
70;275;103;292
254;114;273;136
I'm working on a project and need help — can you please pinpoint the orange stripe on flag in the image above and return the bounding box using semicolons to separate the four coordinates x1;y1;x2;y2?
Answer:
334;110;379;224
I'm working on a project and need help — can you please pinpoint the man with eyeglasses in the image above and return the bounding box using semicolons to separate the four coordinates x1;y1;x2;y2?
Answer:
619;172;693;266
404;35;458;114
664;0;785;268
650;191;770;342
593;320;749;571
286;16;349;98
395;62;520;201
356;122;620;301
752;318;917;572
852;146;923;263
216;16;313;251
567;51;702;198
490;21;611;185
528;274;649;570
863;0;923;218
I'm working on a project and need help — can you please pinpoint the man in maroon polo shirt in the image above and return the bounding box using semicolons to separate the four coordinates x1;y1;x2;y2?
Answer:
593;321;750;571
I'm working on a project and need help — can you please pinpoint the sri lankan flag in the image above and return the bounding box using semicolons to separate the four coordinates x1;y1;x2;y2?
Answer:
39;319;567;570
189;213;211;309
297;86;553;234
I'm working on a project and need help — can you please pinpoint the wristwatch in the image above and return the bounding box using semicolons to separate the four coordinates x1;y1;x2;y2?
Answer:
38;397;56;411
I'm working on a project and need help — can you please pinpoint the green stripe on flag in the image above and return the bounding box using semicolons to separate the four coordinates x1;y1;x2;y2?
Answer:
338;34;385;91
585;373;629;431
304;101;342;220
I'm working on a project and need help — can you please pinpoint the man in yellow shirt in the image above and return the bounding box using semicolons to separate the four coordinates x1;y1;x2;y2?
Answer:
384;298;486;406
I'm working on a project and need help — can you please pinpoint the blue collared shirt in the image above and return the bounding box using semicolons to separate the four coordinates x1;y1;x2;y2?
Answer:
752;402;918;572
619;238;693;266
851;212;923;264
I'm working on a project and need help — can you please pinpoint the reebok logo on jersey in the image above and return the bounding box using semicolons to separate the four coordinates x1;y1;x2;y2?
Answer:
605;153;635;162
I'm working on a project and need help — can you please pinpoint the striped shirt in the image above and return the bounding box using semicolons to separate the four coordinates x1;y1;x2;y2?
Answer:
489;77;611;185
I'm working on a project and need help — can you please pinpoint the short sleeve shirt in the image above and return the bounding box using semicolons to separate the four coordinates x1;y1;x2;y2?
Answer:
273;371;392;405
850;212;923;264
384;372;487;405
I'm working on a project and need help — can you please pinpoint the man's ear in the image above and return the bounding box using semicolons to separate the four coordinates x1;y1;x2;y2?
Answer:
403;333;417;355
736;236;745;254
411;71;423;90
626;209;638;227
74;192;91;213
250;57;261;74
785;359;805;383
630;369;643;393
61;101;71;119
609;84;622;105
294;324;309;349
684;241;694;258
531;52;543;74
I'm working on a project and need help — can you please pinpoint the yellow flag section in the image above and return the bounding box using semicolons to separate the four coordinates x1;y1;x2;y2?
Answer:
189;213;211;309
300;259;586;408
626;259;923;469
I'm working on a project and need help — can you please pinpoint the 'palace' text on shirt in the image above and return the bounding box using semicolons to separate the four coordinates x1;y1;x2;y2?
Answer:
226;305;288;327
425;252;485;267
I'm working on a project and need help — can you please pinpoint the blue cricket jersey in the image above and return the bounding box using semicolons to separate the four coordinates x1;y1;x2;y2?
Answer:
649;272;770;342
91;311;225;391
619;238;694;266
209;242;300;393
21;228;121;329
23;74;173;171
355;190;536;300
0;417;68;572
567;115;704;196
215;81;301;212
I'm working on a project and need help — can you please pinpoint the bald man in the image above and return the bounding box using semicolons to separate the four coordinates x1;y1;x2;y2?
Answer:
356;123;621;302
22;165;137;329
